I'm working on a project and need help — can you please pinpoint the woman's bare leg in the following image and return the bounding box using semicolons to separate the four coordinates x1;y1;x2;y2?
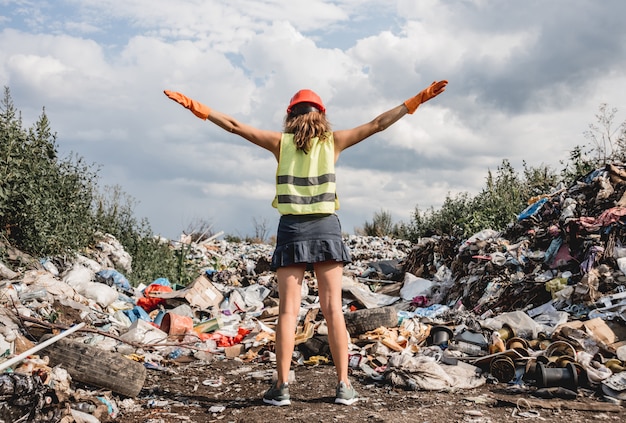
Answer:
275;265;305;385
314;261;349;384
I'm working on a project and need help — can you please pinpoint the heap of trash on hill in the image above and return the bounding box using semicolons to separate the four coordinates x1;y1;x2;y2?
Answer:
1;162;626;421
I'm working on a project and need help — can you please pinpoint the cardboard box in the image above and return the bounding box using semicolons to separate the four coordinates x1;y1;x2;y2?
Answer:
555;317;617;346
147;274;224;311
224;344;245;358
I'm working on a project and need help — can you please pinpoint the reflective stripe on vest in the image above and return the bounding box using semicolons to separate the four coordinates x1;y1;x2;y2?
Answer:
272;133;339;214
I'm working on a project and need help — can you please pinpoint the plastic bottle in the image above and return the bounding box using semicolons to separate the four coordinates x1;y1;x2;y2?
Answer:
71;402;96;413
168;348;183;359
70;409;99;423
18;289;49;302
148;399;170;408
40;258;60;276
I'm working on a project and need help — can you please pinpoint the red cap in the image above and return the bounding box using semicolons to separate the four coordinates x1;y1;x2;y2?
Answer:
286;89;326;114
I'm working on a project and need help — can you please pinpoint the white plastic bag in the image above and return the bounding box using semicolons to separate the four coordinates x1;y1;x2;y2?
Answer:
482;310;542;339
62;265;95;290
79;282;119;307
617;257;626;275
400;273;433;301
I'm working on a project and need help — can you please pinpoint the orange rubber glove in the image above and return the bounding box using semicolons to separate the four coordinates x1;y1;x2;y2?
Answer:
164;90;211;120
403;80;448;114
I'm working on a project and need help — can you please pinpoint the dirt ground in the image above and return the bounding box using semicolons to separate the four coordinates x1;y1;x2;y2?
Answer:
114;357;625;423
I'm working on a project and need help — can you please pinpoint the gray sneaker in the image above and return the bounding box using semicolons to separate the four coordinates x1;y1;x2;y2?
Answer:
335;381;358;405
263;382;291;406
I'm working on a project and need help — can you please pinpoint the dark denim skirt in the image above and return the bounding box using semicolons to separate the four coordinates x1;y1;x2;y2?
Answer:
270;214;352;271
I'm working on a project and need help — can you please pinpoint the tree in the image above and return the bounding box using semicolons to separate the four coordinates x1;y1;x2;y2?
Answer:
585;103;626;163
561;104;626;185
361;209;399;237
250;217;270;243
0;87;98;255
473;159;527;231
522;161;559;199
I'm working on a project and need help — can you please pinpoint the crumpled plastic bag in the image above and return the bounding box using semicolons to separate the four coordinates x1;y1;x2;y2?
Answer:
577;351;613;387
62;264;118;307
383;354;485;391
137;283;173;312
617;257;626;276
400;273;433;301
96;269;132;292
482;310;542;339
602;371;626;400
79;282;119;307
22;270;84;303
63;264;95;289
517;198;548;221
96;233;133;274
459;229;501;252
531;310;569;336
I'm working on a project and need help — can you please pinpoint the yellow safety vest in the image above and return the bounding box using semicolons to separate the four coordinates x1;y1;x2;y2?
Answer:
272;133;340;214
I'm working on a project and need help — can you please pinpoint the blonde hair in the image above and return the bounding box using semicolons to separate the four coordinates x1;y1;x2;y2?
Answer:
283;112;332;153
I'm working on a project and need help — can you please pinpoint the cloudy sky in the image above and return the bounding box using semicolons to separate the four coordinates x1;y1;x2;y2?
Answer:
1;0;625;241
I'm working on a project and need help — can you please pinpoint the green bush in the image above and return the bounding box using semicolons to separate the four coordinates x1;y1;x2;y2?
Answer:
92;184;201;287
360;209;401;237
402;192;475;242
373;104;624;242
0;87;98;256
0;87;199;287
398;161;560;242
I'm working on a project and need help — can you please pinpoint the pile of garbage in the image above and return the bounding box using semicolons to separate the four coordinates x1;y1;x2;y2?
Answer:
2;163;626;421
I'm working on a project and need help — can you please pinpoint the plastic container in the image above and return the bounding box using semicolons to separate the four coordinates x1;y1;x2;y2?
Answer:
536;362;578;390
193;316;223;334
70;409;100;423
71;402;96;413
430;325;454;346
160;312;193;340
448;340;485;356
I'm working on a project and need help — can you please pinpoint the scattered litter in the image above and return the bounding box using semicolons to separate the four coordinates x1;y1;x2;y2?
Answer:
208;405;226;413
202;377;223;387
2;163;626;419
511;398;542;419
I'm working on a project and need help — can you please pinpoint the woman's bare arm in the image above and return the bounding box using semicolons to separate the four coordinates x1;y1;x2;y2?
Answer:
333;104;408;155
164;90;281;159
332;80;448;159
207;110;281;160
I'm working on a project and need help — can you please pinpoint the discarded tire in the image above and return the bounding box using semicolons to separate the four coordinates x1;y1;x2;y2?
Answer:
39;334;146;397
343;306;398;336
